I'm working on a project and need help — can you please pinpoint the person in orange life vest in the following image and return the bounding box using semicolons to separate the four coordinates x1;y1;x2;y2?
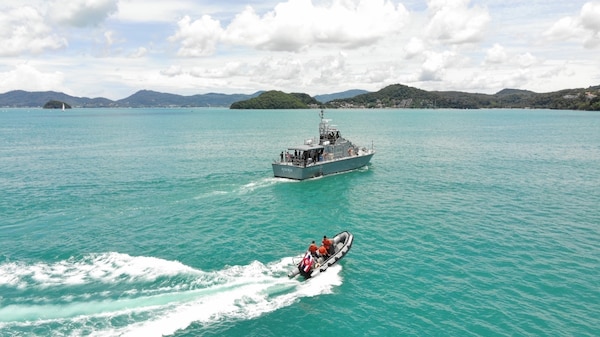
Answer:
318;245;330;258
322;235;332;254
308;241;318;256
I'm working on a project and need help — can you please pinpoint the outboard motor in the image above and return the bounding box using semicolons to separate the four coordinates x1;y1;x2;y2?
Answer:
298;251;314;278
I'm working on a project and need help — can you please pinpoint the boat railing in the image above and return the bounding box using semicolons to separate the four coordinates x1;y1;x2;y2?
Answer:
276;149;371;166
275;153;334;166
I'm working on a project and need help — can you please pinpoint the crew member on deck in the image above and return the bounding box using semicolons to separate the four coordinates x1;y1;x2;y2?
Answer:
308;241;318;256
322;235;332;254
318;245;330;259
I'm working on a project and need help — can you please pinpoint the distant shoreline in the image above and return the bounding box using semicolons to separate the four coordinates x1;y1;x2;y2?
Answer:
1;83;599;110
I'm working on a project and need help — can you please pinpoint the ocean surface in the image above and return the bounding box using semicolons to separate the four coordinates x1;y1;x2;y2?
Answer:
1;107;599;337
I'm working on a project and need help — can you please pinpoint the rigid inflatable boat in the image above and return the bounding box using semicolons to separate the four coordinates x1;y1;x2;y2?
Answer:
288;231;353;279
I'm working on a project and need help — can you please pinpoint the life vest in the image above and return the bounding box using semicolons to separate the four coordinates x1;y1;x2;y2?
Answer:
318;245;328;256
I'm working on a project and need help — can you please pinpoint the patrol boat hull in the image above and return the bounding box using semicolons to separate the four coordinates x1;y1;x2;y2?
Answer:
273;152;374;180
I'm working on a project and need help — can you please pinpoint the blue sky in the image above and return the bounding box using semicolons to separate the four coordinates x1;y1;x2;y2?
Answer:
1;0;599;100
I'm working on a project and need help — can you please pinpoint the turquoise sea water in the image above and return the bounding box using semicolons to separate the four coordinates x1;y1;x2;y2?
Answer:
1;108;599;336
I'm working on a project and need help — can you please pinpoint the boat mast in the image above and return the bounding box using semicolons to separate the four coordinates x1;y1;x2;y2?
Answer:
318;109;329;142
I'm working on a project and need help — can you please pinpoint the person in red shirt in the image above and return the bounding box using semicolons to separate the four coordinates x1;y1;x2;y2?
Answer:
308;241;318;256
318;245;330;259
322;235;332;254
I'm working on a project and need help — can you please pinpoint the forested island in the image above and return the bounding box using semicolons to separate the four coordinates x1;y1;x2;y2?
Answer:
230;91;321;109
43;100;71;109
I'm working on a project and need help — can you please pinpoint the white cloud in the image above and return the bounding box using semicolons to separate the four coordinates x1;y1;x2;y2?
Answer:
404;37;425;59
580;2;600;31
545;1;600;48
50;0;118;27
188;61;249;79
161;65;183;77
545;17;582;41
516;52;537;68
484;43;538;68
425;0;490;45
580;1;600;48
169;0;410;55
540;63;576;80
363;64;396;84
104;30;116;46
484;43;508;64
0;6;67;56
0;0;117;57
254;56;304;83
222;6;272;48
129;47;148;58
419;50;459;81
154;52;354;94
312;52;348;83
169;15;224;57
115;0;206;23
0;64;67;93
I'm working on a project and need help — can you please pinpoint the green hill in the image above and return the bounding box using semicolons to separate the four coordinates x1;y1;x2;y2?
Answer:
230;90;322;109
324;84;600;110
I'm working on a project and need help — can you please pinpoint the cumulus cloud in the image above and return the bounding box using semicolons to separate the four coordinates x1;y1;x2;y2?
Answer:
545;17;581;41
545;1;600;48
419;50;458;81
580;1;600;48
104;30;116;46
256;0;409;50
484;43;508;64
169;0;410;56
258;57;304;81
0;64;66;92
580;2;600;31
50;0;118;27
169;15;224;57
363;64;396;84
115;0;200;23
0;0;117;57
189;62;248;79
516;52;537;68
223;6;271;48
404;37;425;59
129;47;148;58
161;65;184;77
313;52;348;83
425;0;490;45
484;43;539;70
157;53;352;91
0;6;67;56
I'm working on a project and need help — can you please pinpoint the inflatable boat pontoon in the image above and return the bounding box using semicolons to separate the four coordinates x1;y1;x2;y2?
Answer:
288;231;353;279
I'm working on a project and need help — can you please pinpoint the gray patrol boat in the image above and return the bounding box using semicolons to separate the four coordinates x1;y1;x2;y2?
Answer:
272;110;375;180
